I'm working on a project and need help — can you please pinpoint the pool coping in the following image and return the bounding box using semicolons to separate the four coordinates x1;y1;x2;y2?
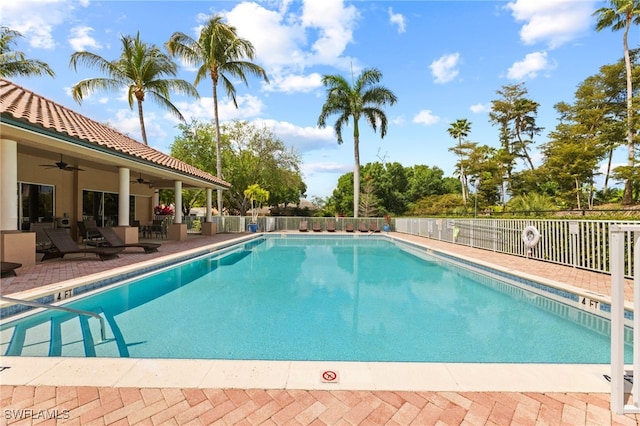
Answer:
0;232;628;393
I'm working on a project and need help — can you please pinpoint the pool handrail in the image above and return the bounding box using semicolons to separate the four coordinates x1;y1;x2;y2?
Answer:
0;295;107;342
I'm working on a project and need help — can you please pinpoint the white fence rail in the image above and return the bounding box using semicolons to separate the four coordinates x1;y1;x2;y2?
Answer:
395;218;638;279
183;216;638;279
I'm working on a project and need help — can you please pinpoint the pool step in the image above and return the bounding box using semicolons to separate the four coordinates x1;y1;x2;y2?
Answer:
2;310;122;357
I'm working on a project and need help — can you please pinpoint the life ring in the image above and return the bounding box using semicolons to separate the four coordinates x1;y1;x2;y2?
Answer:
522;226;540;248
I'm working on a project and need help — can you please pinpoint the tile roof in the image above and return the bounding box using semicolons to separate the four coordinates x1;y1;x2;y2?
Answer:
0;79;230;188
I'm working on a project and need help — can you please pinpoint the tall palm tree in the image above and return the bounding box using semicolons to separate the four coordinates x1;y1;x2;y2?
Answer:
318;68;397;218
447;119;472;204
167;15;269;214
0;27;55;78
594;0;640;204
70;32;198;145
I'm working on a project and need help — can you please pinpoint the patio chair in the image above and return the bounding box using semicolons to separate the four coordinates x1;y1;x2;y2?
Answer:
98;227;160;253
369;222;381;233
345;223;355;232
149;219;168;239
42;228;123;261
30;222;54;250
1;261;22;277
358;222;368;232
299;220;309;232
312;222;322;232
77;219;102;245
326;221;336;232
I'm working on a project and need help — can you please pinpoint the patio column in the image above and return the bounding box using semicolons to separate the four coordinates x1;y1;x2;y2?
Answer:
206;188;213;222
168;180;187;241
1;139;36;266
174;181;182;224
0;139;18;231
118;167;130;227
152;190;159;210
202;188;217;236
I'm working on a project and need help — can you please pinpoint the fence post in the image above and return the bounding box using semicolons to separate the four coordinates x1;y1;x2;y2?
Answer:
610;225;640;414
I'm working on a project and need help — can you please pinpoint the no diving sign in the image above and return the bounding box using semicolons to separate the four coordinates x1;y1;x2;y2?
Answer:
321;370;339;383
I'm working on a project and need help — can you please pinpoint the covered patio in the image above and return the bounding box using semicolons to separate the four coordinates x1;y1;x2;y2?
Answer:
0;79;230;268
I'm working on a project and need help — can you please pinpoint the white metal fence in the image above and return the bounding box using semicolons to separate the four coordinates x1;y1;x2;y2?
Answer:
183;215;638;279
395;218;638;278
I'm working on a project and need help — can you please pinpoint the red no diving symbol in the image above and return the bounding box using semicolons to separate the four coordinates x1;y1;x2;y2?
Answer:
321;370;338;382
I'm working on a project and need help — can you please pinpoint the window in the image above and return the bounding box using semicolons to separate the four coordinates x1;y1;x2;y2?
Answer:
82;190;135;227
18;183;54;230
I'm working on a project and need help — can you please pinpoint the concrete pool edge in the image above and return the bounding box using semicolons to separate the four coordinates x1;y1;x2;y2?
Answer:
0;356;627;393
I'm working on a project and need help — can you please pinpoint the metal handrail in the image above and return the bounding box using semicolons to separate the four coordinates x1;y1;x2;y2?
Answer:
1;296;106;341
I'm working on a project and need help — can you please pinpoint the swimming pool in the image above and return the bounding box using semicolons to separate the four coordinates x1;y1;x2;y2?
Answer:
0;235;633;363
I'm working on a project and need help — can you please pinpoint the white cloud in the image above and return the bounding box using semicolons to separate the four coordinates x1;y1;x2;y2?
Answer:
303;162;352;176
506;0;596;49
264;73;323;93
255;118;336;153
388;7;406;33
223;0;359;92
413;110;440;126
470;103;490;114
68;26;102;51
507;51;555;80
175;94;266;123
108;109;166;143
1;0;74;49
430;53;460;84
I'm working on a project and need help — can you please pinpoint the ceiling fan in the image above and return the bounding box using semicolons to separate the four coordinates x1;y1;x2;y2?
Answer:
131;173;153;187
39;155;84;171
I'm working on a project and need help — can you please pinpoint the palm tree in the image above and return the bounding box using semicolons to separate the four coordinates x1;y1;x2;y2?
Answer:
0;27;55;78
70;32;198;145
447;119;472;204
317;68;397;218
594;0;640;204
167;15;269;214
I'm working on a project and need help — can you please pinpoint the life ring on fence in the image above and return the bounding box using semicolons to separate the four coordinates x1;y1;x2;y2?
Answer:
522;226;541;248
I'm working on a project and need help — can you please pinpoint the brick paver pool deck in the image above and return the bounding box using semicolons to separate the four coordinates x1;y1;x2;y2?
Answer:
1;232;638;425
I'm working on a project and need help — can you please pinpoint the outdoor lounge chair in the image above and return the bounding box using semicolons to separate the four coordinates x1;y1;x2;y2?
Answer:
98;227;160;253
299;220;308;232
369;222;381;232
1;261;22;277
326;221;336;232
358;222;368;232
312;222;322;232
77;219;103;245
42;228;123;261
345;223;355;232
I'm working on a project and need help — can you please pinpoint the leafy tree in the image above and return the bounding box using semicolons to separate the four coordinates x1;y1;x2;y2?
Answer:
167;15;269;213
594;0;640;204
220;120;302;216
70;32;198;145
463;144;502;207
359;176;381;217
405;165;449;201
447;119;472;203
244;184;269;223
317;68;398;218
0;27;55;78
489;83;543;179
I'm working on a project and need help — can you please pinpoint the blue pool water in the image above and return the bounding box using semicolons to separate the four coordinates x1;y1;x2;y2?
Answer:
1;235;632;362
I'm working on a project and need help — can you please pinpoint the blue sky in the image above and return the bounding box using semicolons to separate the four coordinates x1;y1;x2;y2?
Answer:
4;0;635;199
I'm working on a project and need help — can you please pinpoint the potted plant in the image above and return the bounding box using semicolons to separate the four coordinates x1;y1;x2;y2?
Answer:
383;214;391;232
244;184;269;232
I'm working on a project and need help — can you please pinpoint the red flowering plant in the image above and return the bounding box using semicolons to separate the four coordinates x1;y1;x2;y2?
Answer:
154;205;174;215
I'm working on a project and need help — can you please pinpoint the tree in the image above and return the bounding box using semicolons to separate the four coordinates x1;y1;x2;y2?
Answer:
317;68;398;217
594;0;640;204
167;15;269;214
447;119;472;204
0;27;55;78
244;184;269;223
70;32;197;145
489;83;543;178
